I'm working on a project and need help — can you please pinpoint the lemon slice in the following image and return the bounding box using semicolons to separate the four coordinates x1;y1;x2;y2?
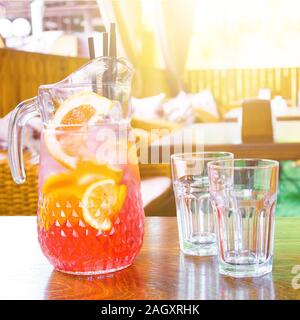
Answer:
44;92;112;169
82;179;126;231
42;173;76;194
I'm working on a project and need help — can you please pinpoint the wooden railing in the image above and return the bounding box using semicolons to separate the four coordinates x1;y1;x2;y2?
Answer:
0;48;169;116
0;48;87;117
1;48;299;117
184;68;299;113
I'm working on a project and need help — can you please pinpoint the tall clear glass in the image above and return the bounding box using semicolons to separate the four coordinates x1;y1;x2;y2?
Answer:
171;152;234;256
208;159;279;278
8;57;145;275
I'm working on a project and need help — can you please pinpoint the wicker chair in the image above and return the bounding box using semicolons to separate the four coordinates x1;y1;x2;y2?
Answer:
0;152;38;215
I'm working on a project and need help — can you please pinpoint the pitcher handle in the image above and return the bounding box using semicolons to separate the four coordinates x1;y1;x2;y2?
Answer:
8;97;39;184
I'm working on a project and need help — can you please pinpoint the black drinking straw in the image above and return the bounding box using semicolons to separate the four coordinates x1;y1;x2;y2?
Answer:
88;36;95;59
88;24;117;97
102;23;117;99
102;31;109;97
103;32;108;56
108;23;117;99
109;23;117;58
88;36;97;92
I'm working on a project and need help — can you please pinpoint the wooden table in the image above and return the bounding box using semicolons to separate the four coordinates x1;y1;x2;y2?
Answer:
151;122;300;161
224;106;300;122
1;216;299;300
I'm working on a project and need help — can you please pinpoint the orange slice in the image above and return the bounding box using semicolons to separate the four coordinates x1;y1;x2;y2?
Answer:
76;161;123;185
41;162;123;201
42;173;76;194
45;92;112;169
53;92;112;127
82;179;126;232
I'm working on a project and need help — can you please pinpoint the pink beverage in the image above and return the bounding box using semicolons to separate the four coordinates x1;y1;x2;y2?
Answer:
37;121;144;275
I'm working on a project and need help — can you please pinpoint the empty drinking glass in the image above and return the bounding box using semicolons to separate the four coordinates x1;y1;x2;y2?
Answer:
171;152;234;256
208;159;279;278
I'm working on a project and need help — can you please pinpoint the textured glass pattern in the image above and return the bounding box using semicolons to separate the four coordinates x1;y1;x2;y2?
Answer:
171;152;233;256
38;178;144;274
174;176;216;255
208;159;279;278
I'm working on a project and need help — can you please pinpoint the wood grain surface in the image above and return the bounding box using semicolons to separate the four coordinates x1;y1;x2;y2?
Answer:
0;216;299;300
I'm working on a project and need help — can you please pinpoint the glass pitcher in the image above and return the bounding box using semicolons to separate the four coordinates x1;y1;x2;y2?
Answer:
8;57;145;275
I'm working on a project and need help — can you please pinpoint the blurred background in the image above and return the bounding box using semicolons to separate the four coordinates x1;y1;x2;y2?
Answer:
3;0;300;98
2;0;300;106
1;0;300;216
